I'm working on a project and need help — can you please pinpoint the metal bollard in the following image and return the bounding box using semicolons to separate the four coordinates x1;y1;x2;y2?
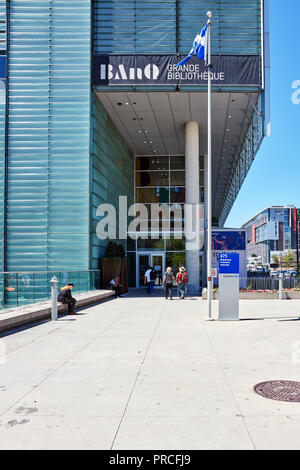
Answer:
50;276;58;321
279;274;283;300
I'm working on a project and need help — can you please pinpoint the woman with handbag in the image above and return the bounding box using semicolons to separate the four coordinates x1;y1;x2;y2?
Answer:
162;267;175;300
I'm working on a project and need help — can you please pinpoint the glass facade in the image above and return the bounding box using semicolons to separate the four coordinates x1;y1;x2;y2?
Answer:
135;155;204;203
0;0;6;310
93;0;262;55
0;270;100;310
126;154;205;286
5;0;91;273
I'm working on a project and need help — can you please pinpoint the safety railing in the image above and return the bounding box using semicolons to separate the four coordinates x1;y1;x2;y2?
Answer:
0;270;100;312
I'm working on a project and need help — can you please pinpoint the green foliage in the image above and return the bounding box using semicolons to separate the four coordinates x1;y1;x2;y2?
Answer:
167;253;185;272
282;251;294;268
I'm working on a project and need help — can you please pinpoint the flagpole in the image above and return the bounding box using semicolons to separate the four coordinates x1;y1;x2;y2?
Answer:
205;11;214;321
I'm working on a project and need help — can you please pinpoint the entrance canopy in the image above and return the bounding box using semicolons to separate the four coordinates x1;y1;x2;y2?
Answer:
96;90;261;224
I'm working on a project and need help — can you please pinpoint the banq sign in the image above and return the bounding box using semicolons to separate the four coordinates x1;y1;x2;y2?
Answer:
92;55;261;87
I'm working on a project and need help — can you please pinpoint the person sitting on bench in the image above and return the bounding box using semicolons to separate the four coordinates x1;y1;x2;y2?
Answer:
110;275;122;298
57;283;77;314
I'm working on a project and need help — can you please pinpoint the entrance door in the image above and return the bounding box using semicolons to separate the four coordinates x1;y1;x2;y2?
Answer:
137;252;165;287
151;253;164;286
138;254;150;288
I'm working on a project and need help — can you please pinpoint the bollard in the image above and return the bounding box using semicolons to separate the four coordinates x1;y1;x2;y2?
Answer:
279;274;283;300
50;276;58;321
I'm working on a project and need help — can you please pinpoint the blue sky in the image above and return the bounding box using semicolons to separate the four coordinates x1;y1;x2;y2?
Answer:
225;0;300;228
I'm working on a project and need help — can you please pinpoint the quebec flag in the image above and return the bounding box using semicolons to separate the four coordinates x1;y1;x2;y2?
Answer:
176;24;208;67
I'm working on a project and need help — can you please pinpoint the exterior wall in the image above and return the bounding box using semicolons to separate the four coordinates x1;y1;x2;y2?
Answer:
93;0;262;55
90;93;134;269
0;0;7;309
0;0;6;275
5;0;91;272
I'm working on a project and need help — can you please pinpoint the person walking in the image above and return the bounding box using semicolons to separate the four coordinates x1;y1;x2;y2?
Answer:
163;267;175;300
176;267;189;299
144;266;155;295
57;283;77;314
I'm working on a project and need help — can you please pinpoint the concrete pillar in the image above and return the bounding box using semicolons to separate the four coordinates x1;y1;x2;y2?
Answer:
185;121;200;294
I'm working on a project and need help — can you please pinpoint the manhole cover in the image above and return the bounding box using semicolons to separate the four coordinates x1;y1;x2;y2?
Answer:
254;381;300;403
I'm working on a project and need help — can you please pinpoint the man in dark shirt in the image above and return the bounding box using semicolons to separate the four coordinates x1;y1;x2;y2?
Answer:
57;283;76;314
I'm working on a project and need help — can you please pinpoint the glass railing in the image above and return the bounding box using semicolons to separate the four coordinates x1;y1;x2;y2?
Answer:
0;270;101;312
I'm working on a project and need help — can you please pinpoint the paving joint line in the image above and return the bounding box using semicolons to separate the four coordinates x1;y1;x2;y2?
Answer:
110;299;167;450
200;304;257;450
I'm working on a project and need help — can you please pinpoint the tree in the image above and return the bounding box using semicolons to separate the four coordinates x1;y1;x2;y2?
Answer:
282;251;294;268
271;255;279;267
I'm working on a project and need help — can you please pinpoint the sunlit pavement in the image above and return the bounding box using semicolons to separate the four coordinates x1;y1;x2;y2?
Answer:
0;291;300;450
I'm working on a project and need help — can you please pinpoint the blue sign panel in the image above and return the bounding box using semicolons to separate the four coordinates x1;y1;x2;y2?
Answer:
219;253;240;275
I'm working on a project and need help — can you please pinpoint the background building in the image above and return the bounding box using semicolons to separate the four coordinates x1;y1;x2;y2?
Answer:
0;0;270;301
243;206;300;267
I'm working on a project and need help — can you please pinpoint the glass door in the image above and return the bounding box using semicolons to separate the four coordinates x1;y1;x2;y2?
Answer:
151;253;165;286
138;254;150;287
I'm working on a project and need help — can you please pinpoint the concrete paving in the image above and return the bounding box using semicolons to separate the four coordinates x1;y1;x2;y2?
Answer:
0;289;114;333
0;291;300;450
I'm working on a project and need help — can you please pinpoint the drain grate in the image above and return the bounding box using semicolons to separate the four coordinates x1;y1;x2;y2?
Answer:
254;381;300;403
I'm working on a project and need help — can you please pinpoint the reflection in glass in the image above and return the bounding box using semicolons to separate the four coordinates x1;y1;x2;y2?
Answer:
136;156;169;171
170;171;185;186
199;155;204;170
170;187;185;203
136;187;169;204
137;238;164;251
136;171;169;187
166;237;185;251
166;252;186;283
200;187;204;203
170;155;185;170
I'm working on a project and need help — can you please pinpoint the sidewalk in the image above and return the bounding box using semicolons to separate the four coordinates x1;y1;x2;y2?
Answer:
0;293;300;450
0;289;114;333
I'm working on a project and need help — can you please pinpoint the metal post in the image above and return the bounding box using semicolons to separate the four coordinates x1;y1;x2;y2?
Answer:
279;273;283;301
50;276;58;320
205;11;214;321
296;209;299;274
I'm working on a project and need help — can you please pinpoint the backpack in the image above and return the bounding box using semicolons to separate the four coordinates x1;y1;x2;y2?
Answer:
150;269;156;281
57;289;68;303
178;272;188;286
